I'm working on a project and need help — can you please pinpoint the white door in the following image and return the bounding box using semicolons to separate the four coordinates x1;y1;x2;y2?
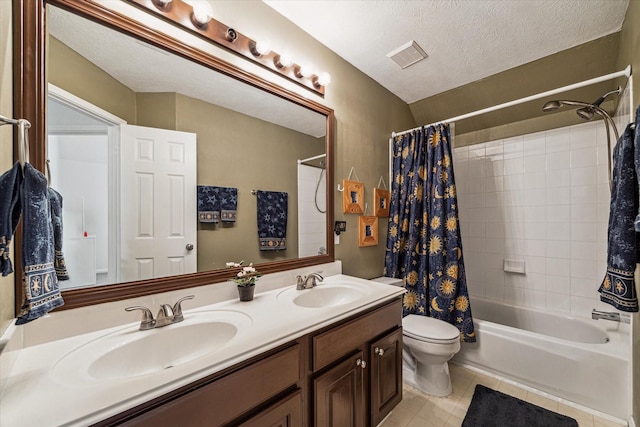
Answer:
120;124;197;282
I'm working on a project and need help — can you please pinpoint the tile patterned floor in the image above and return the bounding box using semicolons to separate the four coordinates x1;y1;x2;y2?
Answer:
380;364;625;427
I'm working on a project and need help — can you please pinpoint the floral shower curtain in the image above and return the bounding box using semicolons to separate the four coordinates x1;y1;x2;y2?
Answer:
384;124;475;342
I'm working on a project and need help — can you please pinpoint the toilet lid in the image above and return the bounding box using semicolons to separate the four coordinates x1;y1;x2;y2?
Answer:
402;314;460;342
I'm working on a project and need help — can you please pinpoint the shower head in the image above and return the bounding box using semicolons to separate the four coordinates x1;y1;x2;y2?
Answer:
542;100;563;112
575;87;621;121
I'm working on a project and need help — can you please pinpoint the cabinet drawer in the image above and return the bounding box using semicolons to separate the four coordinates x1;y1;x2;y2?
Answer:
312;298;401;371
121;344;301;427
237;390;302;427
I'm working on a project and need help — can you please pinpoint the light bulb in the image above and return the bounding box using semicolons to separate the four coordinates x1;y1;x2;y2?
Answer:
298;64;314;78
192;2;213;25
255;40;272;56
154;0;172;7
275;52;294;68
317;72;331;87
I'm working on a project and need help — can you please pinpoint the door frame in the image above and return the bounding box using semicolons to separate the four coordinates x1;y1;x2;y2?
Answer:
47;83;127;285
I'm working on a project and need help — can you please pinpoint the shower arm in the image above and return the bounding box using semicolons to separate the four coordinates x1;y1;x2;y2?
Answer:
546;100;619;190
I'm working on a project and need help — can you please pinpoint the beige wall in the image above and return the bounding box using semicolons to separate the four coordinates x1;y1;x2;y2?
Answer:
410;33;623;147
617;0;640;423
0;2;14;329
137;92;323;270
48;36;137;124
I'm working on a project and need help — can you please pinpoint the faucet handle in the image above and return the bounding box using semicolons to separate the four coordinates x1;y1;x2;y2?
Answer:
296;275;305;289
172;295;195;323
125;306;156;330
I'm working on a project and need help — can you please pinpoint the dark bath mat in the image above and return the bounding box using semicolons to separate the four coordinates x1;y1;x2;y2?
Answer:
462;384;578;427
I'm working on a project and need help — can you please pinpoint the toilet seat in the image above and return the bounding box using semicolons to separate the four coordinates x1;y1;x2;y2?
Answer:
402;315;460;344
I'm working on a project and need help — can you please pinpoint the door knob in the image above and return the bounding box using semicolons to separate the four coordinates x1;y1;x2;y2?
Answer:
186;243;194;251
375;347;385;356
356;359;366;369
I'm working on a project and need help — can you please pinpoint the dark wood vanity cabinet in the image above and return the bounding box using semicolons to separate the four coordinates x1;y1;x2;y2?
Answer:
101;298;402;427
311;298;403;427
370;328;403;426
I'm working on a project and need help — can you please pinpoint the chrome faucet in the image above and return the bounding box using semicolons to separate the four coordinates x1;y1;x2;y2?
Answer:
296;271;324;290
125;295;195;330
591;309;630;324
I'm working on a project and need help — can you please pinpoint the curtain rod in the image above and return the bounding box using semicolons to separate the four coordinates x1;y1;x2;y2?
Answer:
392;65;632;138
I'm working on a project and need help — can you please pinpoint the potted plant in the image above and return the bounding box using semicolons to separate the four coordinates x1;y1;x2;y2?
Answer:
227;261;261;301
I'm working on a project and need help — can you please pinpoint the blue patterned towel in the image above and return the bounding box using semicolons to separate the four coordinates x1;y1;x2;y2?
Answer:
256;190;287;251
16;164;64;325
48;188;69;281
219;187;238;223
599;109;639;312
0;162;23;277
197;185;220;223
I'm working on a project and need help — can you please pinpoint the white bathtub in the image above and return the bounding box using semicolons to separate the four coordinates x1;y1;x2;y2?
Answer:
452;297;630;420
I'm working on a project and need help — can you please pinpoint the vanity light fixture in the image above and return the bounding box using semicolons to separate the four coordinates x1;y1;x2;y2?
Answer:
191;2;213;26
296;64;314;78
152;0;172;8
316;72;331;88
251;40;272;57
274;52;294;69
129;0;328;96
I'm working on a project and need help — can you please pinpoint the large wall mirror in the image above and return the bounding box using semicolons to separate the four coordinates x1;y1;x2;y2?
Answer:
14;0;335;310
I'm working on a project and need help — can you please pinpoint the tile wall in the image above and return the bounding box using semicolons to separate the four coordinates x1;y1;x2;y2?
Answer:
297;163;327;257
454;121;614;317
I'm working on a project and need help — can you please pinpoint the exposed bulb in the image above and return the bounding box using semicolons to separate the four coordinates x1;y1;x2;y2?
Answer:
255;40;272;56
298;64;314;78
154;0;172;7
317;72;331;87
275;52;294;68
192;2;213;25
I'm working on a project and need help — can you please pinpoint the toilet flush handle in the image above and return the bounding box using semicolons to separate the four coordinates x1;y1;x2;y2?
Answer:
374;347;385;356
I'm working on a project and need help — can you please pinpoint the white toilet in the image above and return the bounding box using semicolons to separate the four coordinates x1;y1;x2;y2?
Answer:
402;314;461;396
372;277;462;397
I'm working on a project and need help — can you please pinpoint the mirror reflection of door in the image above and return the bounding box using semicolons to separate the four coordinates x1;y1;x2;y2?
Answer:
120;124;197;282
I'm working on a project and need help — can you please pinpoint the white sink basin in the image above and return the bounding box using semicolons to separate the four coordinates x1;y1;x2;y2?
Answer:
51;310;252;385
277;283;367;308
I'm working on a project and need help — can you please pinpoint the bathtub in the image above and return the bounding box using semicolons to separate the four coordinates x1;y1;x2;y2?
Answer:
452;297;630;420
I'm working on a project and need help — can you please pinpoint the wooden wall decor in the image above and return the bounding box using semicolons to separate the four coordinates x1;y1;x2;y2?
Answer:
342;179;364;214
374;188;390;217
358;216;378;247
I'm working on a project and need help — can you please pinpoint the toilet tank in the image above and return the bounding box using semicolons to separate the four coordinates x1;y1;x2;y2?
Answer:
371;277;403;287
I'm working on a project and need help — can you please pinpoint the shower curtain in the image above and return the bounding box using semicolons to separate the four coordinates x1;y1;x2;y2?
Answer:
384;124;475;342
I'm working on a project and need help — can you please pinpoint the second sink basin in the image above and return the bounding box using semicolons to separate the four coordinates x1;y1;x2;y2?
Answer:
277;282;367;308
51;310;252;385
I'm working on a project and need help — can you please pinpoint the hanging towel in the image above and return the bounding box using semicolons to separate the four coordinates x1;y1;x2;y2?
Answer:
219;187;238;222
256;190;287;251
48;188;69;281
197;185;220;223
599;113;639;312
16;163;64;325
0;162;23;277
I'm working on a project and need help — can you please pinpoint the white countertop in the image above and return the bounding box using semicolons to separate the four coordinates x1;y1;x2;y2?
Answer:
0;274;404;426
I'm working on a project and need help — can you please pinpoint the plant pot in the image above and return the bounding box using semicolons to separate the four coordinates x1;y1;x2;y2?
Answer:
237;284;255;301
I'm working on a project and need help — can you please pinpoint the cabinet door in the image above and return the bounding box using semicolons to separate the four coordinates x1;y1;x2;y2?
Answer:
314;352;366;427
370;328;403;426
238;390;302;427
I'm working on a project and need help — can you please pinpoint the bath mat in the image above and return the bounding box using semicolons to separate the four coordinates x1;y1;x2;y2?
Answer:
462;385;578;427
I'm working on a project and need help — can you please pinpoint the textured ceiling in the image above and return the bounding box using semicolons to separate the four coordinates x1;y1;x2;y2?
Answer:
264;0;630;104
47;7;327;138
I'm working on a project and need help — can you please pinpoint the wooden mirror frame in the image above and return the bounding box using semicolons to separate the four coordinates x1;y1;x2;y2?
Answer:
13;0;335;311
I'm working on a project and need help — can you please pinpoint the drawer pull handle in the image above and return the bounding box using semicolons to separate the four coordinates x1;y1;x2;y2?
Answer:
356;359;366;369
375;347;385;356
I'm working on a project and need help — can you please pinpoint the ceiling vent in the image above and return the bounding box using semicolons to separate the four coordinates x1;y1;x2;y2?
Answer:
387;41;428;69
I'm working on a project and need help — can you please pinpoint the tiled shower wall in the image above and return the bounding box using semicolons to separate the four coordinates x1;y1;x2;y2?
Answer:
453;121;613;318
